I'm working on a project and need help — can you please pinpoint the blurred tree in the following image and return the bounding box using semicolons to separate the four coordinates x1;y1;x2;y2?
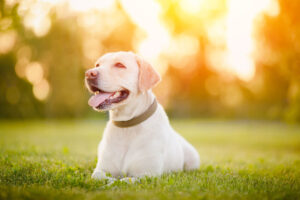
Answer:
0;0;135;118
256;0;300;122
0;0;299;123
0;0;45;118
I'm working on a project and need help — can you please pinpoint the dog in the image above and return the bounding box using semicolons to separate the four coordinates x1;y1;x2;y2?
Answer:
85;51;200;182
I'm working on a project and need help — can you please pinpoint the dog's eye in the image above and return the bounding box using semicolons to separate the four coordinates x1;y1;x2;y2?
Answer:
114;62;126;69
95;63;100;67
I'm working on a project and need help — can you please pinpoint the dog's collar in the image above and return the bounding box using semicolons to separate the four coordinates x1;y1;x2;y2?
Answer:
112;99;158;128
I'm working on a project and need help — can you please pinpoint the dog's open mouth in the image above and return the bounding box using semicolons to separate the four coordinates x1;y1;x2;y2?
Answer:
88;86;129;109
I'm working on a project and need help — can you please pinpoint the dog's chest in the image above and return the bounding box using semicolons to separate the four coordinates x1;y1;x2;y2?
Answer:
99;127;142;177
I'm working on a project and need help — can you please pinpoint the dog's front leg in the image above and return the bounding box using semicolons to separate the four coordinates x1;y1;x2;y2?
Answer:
91;169;116;183
120;177;139;184
91;169;107;180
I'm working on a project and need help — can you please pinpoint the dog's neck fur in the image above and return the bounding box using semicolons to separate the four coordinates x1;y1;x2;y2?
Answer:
109;90;155;121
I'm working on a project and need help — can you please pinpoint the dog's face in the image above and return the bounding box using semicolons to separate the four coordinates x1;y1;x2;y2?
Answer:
85;51;160;111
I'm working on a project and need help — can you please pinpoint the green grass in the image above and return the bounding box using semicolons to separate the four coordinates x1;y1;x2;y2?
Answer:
0;120;300;200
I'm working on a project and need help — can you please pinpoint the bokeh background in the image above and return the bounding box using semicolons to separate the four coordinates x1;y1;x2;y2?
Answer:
1;0;300;122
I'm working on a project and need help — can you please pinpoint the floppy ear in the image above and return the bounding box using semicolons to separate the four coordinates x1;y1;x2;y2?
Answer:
135;55;161;92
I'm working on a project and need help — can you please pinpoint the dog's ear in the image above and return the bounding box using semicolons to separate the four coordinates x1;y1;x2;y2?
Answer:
135;55;161;92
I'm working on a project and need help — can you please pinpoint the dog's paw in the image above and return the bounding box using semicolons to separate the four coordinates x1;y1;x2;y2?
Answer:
92;171;117;184
91;171;107;180
120;177;139;184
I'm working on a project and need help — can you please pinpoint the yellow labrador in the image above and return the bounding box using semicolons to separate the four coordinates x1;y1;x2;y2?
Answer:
85;51;199;182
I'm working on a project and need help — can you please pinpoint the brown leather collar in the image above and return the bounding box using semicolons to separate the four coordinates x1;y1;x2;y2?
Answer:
112;99;158;128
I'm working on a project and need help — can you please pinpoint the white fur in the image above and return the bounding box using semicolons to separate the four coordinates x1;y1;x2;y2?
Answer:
88;52;200;180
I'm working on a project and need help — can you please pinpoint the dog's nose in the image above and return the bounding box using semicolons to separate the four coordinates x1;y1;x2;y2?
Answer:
85;69;99;79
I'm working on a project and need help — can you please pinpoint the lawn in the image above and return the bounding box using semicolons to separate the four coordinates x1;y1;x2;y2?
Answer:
0;120;299;200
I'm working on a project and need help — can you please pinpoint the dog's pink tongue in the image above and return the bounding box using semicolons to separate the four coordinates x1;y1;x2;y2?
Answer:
88;92;114;107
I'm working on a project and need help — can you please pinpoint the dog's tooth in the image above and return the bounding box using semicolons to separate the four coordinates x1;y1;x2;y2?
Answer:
113;92;119;98
109;91;120;99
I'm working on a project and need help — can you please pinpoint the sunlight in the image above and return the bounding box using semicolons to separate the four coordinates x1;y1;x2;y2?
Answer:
33;79;50;101
179;0;204;14
166;34;199;69
120;0;171;74
119;0;279;80
15;46;32;78
225;0;279;81
12;0;280;81
25;62;44;85
21;0;52;37
0;31;16;54
120;0;201;75
67;0;115;12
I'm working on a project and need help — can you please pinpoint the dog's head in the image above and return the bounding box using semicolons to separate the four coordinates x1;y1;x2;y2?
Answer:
85;51;161;111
